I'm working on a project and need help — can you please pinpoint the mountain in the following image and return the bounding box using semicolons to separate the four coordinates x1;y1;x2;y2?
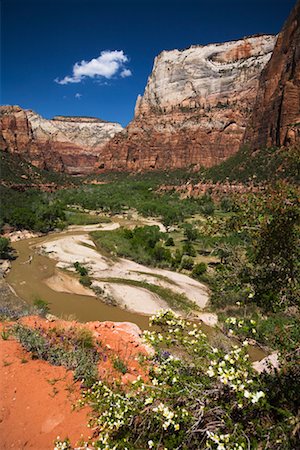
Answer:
97;35;275;171
244;0;300;149
0;106;123;175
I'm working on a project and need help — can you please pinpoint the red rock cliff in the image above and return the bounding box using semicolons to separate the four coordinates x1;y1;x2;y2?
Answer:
96;35;275;172
0;106;123;175
244;1;300;149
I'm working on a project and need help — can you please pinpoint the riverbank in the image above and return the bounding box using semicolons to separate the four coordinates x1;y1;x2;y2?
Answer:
40;232;209;316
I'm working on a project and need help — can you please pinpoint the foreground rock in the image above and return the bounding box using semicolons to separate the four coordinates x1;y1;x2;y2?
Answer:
0;107;123;175
99;35;275;171
244;0;300;148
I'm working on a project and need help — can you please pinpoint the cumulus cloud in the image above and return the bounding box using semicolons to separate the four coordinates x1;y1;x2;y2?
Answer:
55;50;132;85
120;68;132;78
75;93;82;99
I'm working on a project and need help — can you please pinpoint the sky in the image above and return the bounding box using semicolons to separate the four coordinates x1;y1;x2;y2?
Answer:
1;0;296;126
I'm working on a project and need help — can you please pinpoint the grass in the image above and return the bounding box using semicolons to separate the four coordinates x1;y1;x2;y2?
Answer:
132;270;179;286
99;277;197;312
12;324;99;387
65;211;112;225
113;356;128;374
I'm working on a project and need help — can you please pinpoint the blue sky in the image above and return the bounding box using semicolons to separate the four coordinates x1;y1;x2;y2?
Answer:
1;0;295;126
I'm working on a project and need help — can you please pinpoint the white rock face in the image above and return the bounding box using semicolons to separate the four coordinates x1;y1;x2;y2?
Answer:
135;35;276;116
25;110;123;148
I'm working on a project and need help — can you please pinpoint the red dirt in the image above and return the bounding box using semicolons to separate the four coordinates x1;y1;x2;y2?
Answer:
0;317;150;449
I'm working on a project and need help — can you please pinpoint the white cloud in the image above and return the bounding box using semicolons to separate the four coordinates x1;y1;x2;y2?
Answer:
120;68;132;78
75;93;82;99
55;50;132;85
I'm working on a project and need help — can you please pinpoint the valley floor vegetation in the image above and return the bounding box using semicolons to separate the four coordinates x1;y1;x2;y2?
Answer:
0;146;299;448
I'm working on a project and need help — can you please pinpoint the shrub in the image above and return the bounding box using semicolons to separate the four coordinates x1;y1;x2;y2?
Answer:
0;237;11;259
182;241;196;257
74;261;88;276
165;236;175;246
113;356;128;374
180;256;194;270
76;310;297;450
79;275;92;287
33;298;50;317
182;223;199;241
192;262;207;279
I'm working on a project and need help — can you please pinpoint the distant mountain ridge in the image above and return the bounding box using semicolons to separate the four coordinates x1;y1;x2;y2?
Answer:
1;0;299;176
0;106;123;175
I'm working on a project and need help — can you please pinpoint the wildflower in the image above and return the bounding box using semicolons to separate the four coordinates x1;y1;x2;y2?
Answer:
145;397;154;405
251;391;265;403
148;440;154;449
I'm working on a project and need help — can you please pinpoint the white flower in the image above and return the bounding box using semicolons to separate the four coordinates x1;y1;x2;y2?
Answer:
251;390;265;403
207;367;215;377
244;390;251;398
148;440;154;449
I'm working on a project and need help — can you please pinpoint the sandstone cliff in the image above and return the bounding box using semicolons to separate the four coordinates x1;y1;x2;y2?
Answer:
97;35;275;171
244;1;300;149
0;106;123;175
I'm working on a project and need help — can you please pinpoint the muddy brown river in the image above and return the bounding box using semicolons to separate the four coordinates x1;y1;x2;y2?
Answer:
7;230;150;329
6;228;266;361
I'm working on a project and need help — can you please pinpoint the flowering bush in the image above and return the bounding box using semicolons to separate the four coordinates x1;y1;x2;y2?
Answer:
73;310;286;450
224;317;257;339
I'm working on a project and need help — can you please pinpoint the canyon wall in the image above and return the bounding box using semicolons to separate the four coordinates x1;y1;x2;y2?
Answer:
244;0;300;149
97;35;275;171
0;106;123;175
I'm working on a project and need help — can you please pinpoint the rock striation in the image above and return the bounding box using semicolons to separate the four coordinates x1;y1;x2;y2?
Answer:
98;35;276;171
244;0;300;148
0;106;123;174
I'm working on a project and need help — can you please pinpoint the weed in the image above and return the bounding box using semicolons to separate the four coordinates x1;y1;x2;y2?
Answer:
113;356;128;375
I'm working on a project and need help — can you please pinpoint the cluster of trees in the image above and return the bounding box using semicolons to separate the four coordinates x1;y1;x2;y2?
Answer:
0;187;65;233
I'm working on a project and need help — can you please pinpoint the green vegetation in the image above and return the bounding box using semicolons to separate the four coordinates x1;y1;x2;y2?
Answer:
54;310;299;449
65;210;111;225
0;237;12;259
73;261;88;276
33;298;50;317
73;262;92;287
0;151;74;186
13;324;99;387
92;225;173;267
0;186;66;232
112;356;128;375
191;262;207;279
203;145;300;184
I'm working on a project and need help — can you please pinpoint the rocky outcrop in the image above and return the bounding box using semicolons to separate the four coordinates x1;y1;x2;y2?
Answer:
0;106;123;175
244;1;300;148
97;35;276;171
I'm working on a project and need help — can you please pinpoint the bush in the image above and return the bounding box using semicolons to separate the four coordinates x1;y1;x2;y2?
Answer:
0;237;11;259
165;236;175;246
74;310;299;450
74;261;88;276
182;241;196;257
79;275;92;287
182;223;198;241
180;256;194;270
192;262;207;279
33;298;50;317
